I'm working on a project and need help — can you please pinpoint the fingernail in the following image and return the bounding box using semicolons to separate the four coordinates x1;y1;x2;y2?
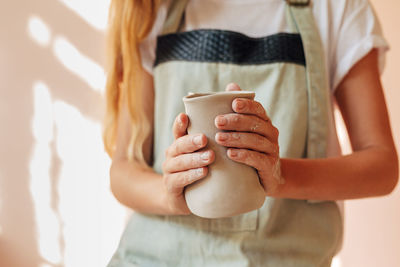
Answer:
195;168;204;176
193;135;203;146
229;149;238;157
226;83;240;91
216;116;227;126
231;132;240;140
201;151;210;161
178;115;184;127
217;133;228;141
235;99;245;110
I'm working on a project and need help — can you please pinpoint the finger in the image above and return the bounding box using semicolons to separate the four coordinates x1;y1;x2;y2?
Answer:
163;150;215;173
164;167;208;195
215;114;279;142
166;133;207;158
173;113;189;140
225;82;241;91
232;98;269;122
227;148;275;172
215;132;279;156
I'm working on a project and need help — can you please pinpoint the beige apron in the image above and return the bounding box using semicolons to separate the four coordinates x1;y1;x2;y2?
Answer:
108;0;343;266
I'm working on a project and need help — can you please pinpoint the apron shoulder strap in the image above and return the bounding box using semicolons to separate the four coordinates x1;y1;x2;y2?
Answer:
286;1;331;159
161;0;189;35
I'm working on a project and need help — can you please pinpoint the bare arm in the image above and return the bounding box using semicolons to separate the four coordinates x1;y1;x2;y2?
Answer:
275;49;398;200
109;70;168;214
109;69;214;215
216;50;398;200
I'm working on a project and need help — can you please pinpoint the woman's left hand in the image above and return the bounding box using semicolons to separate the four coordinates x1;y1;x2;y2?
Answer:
215;83;285;196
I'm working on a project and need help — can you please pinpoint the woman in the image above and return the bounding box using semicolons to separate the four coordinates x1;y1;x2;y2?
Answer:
103;0;398;266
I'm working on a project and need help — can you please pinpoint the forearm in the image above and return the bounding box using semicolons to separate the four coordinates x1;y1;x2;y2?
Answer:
110;160;171;215
275;146;398;200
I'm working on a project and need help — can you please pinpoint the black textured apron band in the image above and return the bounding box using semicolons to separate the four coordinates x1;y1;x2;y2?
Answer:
155;31;305;67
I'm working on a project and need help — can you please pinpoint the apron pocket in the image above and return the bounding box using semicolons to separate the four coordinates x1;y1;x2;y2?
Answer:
209;208;259;232
166;209;259;233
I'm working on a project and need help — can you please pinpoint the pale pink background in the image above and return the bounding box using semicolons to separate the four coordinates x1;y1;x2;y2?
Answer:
0;0;398;266
337;1;400;266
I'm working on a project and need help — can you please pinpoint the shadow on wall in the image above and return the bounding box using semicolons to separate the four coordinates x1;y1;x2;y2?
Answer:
0;0;126;266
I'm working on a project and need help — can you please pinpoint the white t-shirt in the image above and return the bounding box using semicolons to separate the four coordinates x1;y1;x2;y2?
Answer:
139;0;388;232
140;0;388;93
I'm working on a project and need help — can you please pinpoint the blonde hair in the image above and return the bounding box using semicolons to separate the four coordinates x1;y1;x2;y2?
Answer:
103;0;161;166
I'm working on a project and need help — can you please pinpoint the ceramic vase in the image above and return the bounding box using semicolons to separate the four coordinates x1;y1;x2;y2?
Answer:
183;91;266;218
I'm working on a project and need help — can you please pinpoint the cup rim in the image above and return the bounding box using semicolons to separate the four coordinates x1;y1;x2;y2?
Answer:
183;91;255;102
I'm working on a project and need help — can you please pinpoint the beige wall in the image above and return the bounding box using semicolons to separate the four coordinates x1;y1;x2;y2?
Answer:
0;1;127;266
0;1;399;267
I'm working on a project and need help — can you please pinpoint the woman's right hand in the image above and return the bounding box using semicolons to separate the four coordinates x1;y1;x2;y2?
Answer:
162;113;215;215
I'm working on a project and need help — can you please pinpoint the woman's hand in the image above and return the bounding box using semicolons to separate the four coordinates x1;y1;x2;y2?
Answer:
215;83;284;196
162;113;215;215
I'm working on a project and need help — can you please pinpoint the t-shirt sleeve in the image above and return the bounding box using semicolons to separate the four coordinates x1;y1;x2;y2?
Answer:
139;1;169;75
330;0;389;92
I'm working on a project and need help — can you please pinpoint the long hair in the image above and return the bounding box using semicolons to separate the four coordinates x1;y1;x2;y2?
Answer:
103;0;160;167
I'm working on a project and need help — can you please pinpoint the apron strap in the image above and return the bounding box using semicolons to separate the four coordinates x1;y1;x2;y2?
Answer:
161;0;189;35
286;1;330;158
